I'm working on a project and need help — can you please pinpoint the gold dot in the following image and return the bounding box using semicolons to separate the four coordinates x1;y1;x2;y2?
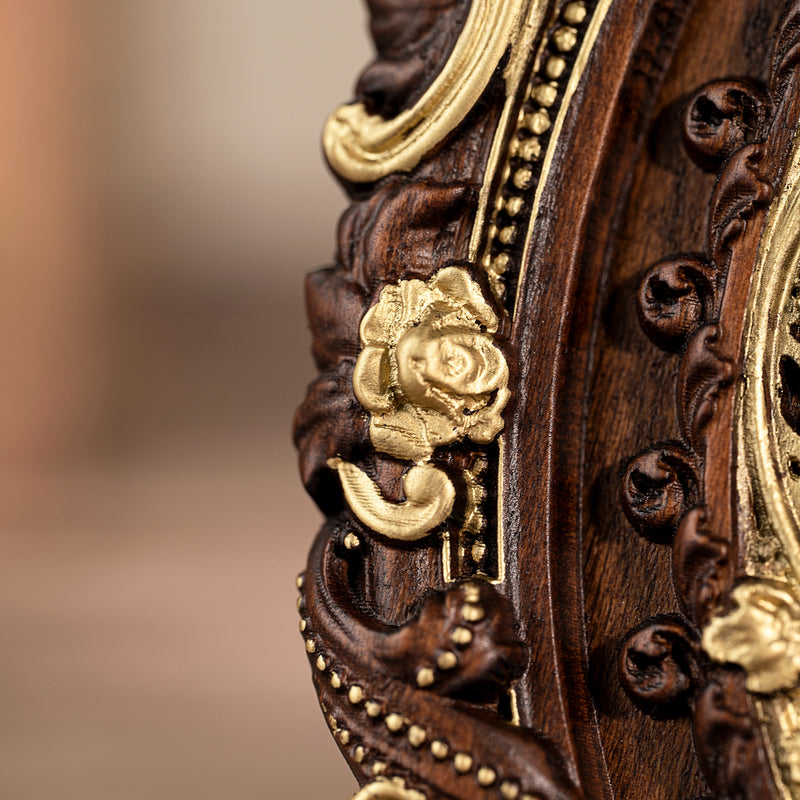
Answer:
451;627;473;647
499;226;516;245
563;1;587;25
330;672;341;689
471;541;487;562
344;533;360;550
372;762;386;776
553;26;578;52
491;254;511;276
531;83;558;108
348;685;364;704
545;56;566;80
519;137;542;162
488;223;499;241
525;110;551;135
296;575;304;590
296;596;303;612
354;746;365;763
431;740;449;760
501;782;520;800
454;752;473;774
316;655;326;671
462;582;481;603
338;729;350;745
505;197;524;217
299;619;307;633
462;604;486;623
514;169;532;190
365;701;382;718
385;713;404;732
327;715;338;730
437;651;458;670
305;639;316;654
408;725;426;747
478;766;497;787
416;667;435;688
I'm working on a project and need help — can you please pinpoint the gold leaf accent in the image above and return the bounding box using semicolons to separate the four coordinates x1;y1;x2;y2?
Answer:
351;781;426;800
329;459;455;542
323;1;539;183
703;580;800;694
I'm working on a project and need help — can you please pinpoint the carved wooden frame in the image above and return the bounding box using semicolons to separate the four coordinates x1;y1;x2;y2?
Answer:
294;2;800;798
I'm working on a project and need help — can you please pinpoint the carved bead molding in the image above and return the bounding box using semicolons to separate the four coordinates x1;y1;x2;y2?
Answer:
294;2;800;799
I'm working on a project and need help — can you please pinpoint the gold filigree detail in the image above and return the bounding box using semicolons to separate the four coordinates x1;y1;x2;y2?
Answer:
333;267;508;542
323;0;541;183
703;580;800;694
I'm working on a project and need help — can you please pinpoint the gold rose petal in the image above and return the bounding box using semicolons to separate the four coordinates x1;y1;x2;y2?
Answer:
329;459;456;541
370;410;434;462
432;267;499;332
353;345;395;413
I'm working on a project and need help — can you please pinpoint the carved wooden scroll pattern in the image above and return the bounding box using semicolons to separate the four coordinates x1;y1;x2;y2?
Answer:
294;2;800;799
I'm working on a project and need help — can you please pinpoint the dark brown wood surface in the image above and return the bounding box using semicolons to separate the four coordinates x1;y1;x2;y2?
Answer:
294;2;800;798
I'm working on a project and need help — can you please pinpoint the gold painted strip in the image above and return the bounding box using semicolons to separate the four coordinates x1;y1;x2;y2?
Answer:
468;0;552;261
323;0;535;183
514;0;614;320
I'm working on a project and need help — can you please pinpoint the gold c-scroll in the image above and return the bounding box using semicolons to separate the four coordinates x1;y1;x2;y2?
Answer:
323;0;539;183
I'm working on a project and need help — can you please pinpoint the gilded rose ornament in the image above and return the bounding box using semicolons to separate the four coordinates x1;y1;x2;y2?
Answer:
330;266;509;542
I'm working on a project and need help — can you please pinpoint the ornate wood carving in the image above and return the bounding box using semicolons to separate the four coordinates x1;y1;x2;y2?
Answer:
294;1;800;798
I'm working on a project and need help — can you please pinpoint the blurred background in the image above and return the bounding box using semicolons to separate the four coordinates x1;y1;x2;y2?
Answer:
0;1;371;796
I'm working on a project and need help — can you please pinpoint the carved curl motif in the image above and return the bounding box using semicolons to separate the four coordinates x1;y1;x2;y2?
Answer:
621;15;800;796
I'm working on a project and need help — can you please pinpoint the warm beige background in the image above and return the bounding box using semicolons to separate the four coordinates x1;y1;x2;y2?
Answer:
0;1;371;797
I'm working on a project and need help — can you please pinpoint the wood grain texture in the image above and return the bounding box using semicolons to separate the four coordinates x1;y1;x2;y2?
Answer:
294;1;800;797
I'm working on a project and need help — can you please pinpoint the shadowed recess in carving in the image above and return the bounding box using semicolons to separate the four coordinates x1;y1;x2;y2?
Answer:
780;355;800;435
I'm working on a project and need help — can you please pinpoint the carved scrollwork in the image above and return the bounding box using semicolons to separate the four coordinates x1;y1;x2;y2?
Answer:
637;256;716;351
618;617;700;718
677;324;737;449
683;80;768;172
620;444;698;543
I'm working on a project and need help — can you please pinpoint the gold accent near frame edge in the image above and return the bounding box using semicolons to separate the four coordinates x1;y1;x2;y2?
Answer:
323;0;535;183
721;125;800;800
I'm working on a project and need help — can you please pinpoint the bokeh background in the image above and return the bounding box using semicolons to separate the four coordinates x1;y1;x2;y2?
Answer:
0;1;371;796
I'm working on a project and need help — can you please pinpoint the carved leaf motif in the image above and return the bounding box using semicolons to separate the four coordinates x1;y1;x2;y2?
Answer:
329;459;455;541
677;324;736;448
